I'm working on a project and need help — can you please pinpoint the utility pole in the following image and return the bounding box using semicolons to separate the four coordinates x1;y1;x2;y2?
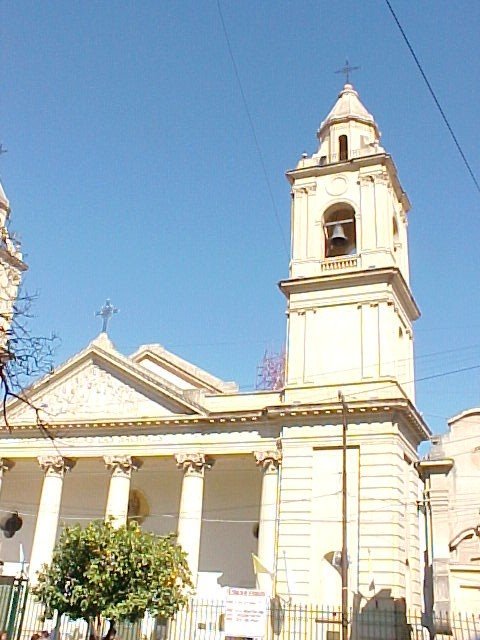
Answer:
338;390;349;640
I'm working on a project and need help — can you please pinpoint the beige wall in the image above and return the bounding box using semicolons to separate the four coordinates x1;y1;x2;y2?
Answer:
430;409;480;612
275;417;424;610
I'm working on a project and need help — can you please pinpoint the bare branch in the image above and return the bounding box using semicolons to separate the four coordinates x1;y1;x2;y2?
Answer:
0;287;59;432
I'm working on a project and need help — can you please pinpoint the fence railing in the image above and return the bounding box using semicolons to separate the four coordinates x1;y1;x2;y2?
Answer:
8;593;480;640
320;255;359;272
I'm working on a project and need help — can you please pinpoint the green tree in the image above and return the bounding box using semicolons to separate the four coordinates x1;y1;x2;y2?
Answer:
33;520;192;637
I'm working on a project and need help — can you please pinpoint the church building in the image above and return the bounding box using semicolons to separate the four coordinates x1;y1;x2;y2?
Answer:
0;83;430;614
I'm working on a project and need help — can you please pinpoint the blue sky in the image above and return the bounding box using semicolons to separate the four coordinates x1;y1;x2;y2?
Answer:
1;1;479;436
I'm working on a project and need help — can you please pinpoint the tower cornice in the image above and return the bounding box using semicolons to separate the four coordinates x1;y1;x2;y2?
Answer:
286;153;410;212
279;266;420;321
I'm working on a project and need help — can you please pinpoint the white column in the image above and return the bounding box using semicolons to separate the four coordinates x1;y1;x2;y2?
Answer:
104;455;140;528
175;453;212;585
29;456;74;583
0;459;14;496
255;450;281;595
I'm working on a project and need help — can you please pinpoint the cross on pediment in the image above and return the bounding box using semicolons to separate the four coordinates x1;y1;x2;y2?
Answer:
95;299;119;333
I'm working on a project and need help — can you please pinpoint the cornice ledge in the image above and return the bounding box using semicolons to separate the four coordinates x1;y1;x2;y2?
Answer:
416;458;454;477
130;345;238;394
264;397;430;440
278;267;420;320
0;409;271;433
285;152;387;183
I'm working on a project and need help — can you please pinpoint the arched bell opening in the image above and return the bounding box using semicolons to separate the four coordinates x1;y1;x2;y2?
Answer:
323;205;357;258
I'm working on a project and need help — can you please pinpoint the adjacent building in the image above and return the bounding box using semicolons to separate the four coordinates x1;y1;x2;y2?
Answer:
421;409;480;614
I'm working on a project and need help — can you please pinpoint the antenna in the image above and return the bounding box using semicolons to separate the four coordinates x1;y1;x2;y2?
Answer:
256;347;285;390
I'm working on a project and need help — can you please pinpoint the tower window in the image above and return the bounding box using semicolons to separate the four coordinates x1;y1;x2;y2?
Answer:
323;205;357;258
393;217;401;255
339;135;348;161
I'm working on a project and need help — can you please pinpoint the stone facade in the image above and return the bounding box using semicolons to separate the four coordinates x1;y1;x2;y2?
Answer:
0;85;430;613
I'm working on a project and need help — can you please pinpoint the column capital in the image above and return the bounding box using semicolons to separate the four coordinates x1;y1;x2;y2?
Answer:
357;174;376;187
255;450;282;474
175;452;214;477
38;455;75;477
0;458;14;475
104;455;141;478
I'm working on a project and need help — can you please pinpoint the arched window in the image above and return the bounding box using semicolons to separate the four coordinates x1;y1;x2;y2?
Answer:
323;205;356;258
339;135;348;161
393;217;399;244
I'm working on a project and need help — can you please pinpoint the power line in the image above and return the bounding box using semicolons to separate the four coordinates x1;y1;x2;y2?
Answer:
384;0;480;196
0;493;444;525
216;0;289;256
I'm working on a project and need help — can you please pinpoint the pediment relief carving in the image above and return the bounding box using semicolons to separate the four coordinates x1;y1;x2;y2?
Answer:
10;362;194;422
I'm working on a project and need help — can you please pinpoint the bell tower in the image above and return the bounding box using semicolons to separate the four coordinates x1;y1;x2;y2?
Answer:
0;180;27;350
280;83;418;403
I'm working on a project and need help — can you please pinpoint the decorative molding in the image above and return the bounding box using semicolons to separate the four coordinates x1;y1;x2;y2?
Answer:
292;186;307;195
255;450;282;473
4;336;208;424
357;175;375;186
26;363;168;421
104;455;142;478
326;176;347;197
175;452;214;477
292;184;316;195
38;455;75;477
373;172;390;186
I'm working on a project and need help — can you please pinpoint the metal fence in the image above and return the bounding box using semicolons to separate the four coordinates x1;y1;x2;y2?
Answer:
0;577;29;640
6;592;480;640
164;600;480;640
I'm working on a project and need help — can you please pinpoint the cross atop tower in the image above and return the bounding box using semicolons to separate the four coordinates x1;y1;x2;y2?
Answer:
95;299;119;334
335;59;360;84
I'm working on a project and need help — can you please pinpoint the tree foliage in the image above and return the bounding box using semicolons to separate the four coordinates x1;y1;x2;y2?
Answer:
33;520;193;626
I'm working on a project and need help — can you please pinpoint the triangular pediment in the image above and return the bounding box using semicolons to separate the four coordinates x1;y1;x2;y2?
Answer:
6;335;209;425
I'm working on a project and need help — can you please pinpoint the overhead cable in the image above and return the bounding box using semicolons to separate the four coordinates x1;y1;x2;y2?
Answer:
216;0;289;255
385;0;480;196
